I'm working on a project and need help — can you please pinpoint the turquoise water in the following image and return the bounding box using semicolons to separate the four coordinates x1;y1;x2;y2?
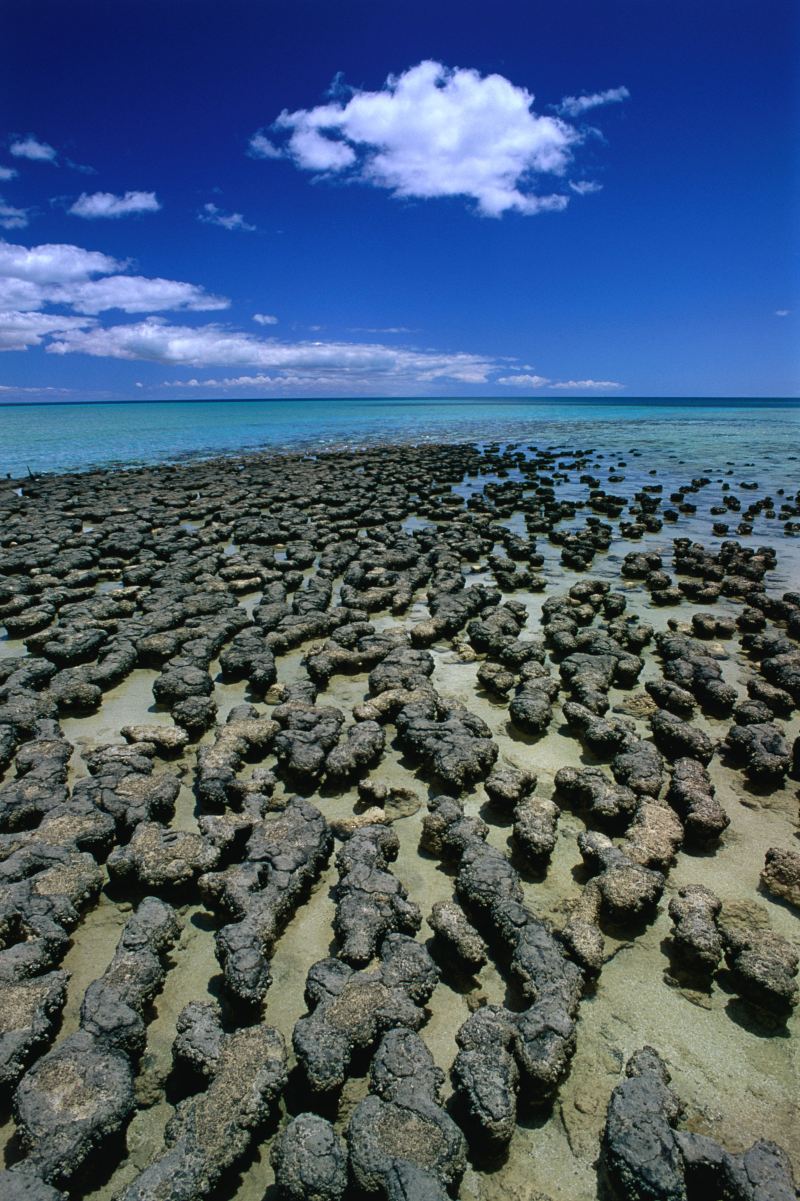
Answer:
1;397;797;479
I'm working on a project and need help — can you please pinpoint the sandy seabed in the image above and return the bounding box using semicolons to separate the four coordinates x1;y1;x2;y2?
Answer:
0;438;798;1201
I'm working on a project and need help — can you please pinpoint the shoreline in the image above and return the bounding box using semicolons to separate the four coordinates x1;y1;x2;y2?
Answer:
1;436;798;1200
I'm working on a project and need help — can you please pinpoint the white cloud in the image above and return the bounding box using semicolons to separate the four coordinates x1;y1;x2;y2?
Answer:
497;373;550;387
0;383;72;394
569;180;603;195
248;132;283;159
264;60;583;217
0;200;29;230
349;326;415;334
0;239;227;316
65;159;96;176
69;191;161;219
45;317;496;387
0;166;18;181
0;310;92;351
0;240;123;283
198;202;255;232
164;374;280;389
775;309;790;317
51;275;228;315
550;379;622;390
253;313;278;325
0;277;44;309
0;274;226;315
557;86;630;118
498;373;622;391
9;136;57;162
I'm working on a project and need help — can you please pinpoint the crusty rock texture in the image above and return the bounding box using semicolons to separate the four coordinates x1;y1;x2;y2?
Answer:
1;438;798;1200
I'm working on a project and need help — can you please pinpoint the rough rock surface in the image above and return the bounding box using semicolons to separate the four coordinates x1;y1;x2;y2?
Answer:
293;935;438;1093
200;796;332;1003
667;885;723;974
348;1028;467;1199
13;898;181;1184
333;824;421;965
119;1018;287;1201
602;1047;798;1201
271;1113;348;1201
760;846;800;910
428;900;487;971
2;439;798;1201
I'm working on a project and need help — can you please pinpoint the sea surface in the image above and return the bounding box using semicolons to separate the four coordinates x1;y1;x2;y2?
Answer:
1;396;798;480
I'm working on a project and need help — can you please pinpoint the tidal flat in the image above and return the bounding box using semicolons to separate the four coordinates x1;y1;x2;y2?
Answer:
0;439;798;1201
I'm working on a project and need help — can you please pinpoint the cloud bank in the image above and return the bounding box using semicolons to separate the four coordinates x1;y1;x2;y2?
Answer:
0;237;229;352
46;317;496;386
1;235;621;395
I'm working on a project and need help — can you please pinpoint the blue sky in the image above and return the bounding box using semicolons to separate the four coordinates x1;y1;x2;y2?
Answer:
0;0;797;400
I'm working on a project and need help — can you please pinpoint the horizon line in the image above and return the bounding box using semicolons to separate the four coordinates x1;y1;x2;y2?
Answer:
1;395;799;409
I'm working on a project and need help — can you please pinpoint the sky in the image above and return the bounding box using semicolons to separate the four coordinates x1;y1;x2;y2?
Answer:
0;0;797;402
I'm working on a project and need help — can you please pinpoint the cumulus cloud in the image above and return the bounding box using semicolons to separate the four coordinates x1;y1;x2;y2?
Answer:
557;86;630;117
0;277;44;309
0;166;18;181
261;60;585;217
198;202;255;232
569;180;603;195
9;136;57;162
0;200;29;230
0;240;123;283
0;310;92;352
45;317;496;387
253;313;278;325
51;276;228;315
775;309;790;317
69;191;161;219
0;237;228;332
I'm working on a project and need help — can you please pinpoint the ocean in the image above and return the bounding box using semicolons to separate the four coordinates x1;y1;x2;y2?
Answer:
1;397;798;481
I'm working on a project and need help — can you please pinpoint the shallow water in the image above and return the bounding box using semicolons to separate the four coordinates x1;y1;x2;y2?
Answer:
2;396;798;478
